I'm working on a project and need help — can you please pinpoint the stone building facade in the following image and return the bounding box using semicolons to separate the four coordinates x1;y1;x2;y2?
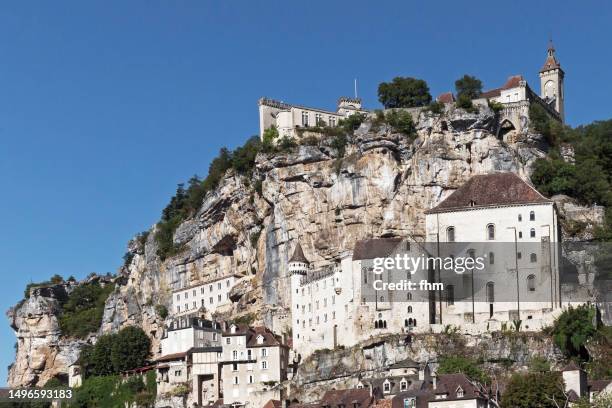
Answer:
258;96;366;140
171;274;240;316
425;173;563;330
220;324;290;407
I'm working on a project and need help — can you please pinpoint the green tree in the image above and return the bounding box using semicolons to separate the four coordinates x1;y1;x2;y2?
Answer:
551;305;597;360
110;326;151;373
501;372;567;408
378;77;432;108
455;75;483;99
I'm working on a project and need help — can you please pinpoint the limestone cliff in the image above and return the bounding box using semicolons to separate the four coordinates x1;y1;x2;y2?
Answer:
6;105;599;387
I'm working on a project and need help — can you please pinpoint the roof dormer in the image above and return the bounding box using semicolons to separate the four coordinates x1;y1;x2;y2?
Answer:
256;334;264;345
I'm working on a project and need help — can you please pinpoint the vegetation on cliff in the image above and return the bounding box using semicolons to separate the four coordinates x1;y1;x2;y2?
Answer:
59;281;115;339
78;326;151;377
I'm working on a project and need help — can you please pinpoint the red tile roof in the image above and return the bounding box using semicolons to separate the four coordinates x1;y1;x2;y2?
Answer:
263;400;282;408
436;92;455;104
426;173;551;214
502;75;524;89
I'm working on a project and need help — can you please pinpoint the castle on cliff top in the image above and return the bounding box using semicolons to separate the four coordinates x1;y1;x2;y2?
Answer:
258;43;565;140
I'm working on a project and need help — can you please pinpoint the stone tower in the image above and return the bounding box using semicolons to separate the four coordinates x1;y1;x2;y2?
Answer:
539;41;565;122
288;242;309;290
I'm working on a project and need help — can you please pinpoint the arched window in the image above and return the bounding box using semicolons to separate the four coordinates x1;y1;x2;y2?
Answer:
407;306;413;313
487;224;495;240
380;296;385;302
486;282;495;303
413;319;417;327
527;275;536;291
530;253;537;263
447;227;455;242
530;211;535;221
374;321;379;329
406;292;412;301
489;252;495;265
446;285;454;306
404;319;409;327
518;214;522;222
530;228;536;238
383;320;387;329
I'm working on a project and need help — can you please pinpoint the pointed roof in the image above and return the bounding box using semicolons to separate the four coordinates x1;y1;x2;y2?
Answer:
541;41;561;72
425;173;551;214
289;242;309;264
562;361;582;372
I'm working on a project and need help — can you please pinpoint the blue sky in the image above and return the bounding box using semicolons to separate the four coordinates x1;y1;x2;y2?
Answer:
0;1;610;382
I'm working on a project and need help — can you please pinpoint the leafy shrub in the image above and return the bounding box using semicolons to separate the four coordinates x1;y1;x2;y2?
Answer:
278;135;298;151
384;110;416;137
338;113;365;134
330;134;348;157
488;100;504;114
59;282;115;339
250;231;261;248
426;101;444;114
551;305;597;360
262;125;279;148
456;93;477;112
378;77;432;108
437;355;489;384
155;304;168;319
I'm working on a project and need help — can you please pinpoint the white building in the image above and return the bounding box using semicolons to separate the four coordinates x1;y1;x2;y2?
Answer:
220;324;289;407
258;96;366;140
172;274;240;316
156;315;223;406
425;172;563;329
289;239;431;359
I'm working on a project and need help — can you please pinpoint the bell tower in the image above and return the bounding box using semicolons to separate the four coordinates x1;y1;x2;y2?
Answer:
539;40;565;122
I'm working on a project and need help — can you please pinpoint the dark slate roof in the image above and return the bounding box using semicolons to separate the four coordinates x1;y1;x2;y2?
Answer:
319;389;374;407
353;238;403;260
425;173;551;214
391;390;433;408
389;359;420;369
433;374;483;401
289;242;310;264
589;379;612;392
222;324;286;348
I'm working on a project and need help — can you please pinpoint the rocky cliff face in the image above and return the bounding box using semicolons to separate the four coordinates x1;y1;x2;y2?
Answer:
8;284;85;386
7;105;578;387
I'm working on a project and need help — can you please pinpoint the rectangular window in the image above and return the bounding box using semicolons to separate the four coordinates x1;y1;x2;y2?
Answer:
261;348;268;357
302;111;309;126
261;361;268;370
226;337;231;345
